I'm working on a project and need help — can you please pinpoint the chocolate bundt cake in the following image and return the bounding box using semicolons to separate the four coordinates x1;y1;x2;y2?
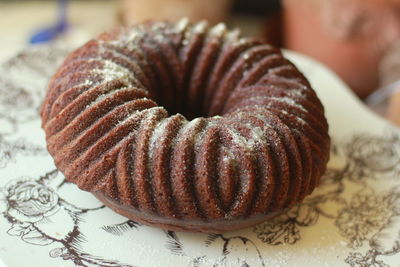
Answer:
41;19;330;233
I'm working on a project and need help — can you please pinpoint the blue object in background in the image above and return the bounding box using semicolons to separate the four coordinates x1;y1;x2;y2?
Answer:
29;0;68;44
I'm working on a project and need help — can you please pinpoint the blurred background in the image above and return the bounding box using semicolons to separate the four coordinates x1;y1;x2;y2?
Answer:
1;0;400;125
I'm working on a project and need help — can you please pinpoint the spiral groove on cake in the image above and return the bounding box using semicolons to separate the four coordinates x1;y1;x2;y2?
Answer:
41;19;330;233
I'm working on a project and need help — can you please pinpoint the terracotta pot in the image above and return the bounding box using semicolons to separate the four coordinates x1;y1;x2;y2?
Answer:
120;0;232;25
283;0;400;98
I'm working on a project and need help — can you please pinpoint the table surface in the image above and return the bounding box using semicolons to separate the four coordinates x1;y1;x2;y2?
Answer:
0;0;119;63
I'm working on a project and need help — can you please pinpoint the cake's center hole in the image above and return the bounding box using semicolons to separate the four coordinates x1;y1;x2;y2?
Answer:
151;86;212;120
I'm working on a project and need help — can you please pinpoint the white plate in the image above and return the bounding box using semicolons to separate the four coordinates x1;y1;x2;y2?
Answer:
0;44;399;267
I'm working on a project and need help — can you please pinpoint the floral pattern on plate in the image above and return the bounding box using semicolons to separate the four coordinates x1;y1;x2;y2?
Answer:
0;44;399;267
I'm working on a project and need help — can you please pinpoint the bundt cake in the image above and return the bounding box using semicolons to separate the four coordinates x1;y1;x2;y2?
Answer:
41;19;330;233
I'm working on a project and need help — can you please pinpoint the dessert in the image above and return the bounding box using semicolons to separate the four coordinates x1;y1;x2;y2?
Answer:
41;19;330;233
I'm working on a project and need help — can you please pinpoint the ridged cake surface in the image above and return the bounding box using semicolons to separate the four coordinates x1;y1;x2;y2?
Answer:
41;19;330;233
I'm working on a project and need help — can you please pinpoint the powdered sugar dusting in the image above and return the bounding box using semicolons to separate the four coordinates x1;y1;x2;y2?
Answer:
147;117;170;174
181;20;208;46
148;117;170;156
287;86;308;98
193;21;208;34
276;96;307;111
91;59;137;86
242;53;250;60
87;86;127;108
115;105;150;127
226;127;257;152
247;95;308;112
210;23;226;37
174;17;190;34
